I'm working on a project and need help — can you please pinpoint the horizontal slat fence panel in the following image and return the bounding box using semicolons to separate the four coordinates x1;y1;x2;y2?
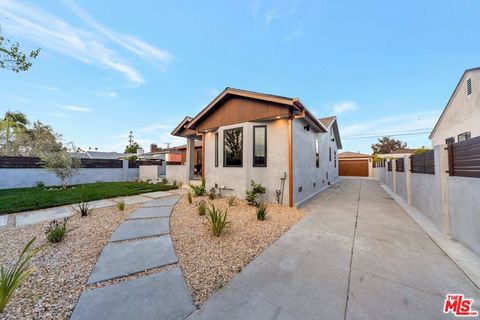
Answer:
80;159;123;168
0;156;124;169
395;158;405;172
410;150;435;175
128;160;164;168
387;161;392;171
449;136;480;178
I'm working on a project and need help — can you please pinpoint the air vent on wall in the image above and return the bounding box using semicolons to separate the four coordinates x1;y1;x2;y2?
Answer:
467;78;472;96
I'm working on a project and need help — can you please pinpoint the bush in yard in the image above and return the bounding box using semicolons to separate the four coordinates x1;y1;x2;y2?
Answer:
196;200;206;216
227;195;237;207
245;180;266;206
0;238;41;313
35;181;45;188
117;200;125;211
187;191;192;204
45;219;67;243
256;203;267;221
208;187;216;200
190;177;206;196
204;202;230;237
75;201;94;217
38;150;81;189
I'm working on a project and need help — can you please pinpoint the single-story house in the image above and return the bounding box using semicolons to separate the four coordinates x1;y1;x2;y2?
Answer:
169;87;342;207
338;152;372;177
430;67;480;146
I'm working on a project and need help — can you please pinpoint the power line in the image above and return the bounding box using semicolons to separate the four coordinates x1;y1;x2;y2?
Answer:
343;131;431;140
342;127;433;139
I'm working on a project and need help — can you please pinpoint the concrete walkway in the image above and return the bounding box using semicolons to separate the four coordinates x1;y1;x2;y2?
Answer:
71;194;195;320
187;178;480;320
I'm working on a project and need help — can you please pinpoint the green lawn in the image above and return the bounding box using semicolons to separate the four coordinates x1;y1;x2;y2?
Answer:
0;182;178;214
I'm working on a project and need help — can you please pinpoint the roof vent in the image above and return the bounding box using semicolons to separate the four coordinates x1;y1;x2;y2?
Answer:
467;78;472;96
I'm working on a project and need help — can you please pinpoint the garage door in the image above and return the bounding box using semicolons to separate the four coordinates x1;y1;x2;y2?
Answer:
339;160;368;177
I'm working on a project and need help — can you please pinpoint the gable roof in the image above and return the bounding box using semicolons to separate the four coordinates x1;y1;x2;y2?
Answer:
339;151;372;159
184;87;327;134
171;116;193;136
319;116;342;149
319;116;336;128
429;67;480;139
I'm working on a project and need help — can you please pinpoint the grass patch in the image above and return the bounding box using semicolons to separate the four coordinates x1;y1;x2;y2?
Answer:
0;182;177;214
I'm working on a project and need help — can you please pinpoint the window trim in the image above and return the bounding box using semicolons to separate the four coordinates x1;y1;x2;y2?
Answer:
334;150;337;168
445;137;455;144
223;127;243;167
253;125;267;167
329;147;332;162
214;132;218;167
457;131;471;142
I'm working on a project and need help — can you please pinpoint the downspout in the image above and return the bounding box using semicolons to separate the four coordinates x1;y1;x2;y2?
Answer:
288;116;293;207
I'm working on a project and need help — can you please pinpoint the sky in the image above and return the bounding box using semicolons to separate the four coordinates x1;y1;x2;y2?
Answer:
0;0;479;154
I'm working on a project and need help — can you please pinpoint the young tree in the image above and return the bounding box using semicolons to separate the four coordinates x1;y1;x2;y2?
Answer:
124;131;140;153
39;150;81;189
371;137;407;154
0;26;40;72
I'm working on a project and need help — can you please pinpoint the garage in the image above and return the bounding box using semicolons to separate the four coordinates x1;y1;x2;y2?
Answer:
338;152;372;177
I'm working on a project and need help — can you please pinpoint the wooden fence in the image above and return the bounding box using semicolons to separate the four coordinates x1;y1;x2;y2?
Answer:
395;158;405;172
410;150;435;175
448;135;480;178
0;156;163;169
387;161;392;171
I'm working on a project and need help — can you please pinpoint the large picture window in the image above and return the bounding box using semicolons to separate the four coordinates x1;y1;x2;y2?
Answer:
224;127;243;167
253;126;267;167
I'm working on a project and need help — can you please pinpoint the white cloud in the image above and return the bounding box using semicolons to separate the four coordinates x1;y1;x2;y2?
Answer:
0;0;171;84
141;123;174;132
41;86;57;91
265;8;280;23
94;91;118;98
62;105;92;112
332;101;358;114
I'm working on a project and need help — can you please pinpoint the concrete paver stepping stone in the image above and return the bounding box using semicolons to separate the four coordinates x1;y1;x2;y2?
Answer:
0;215;8;228
109;218;170;242
71;199;117;211
143;195;181;207
142;191;173;199
127;206;173;219
117;195;152;205
71;268;195;320
16;207;74;226
87;235;178;284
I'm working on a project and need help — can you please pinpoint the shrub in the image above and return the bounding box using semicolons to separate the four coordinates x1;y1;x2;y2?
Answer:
35;181;45;188
245;180;266;206
187;191;193;204
117;200;125;211
256;203;267;221
196;200;206;216
38;150;81;189
45;219;67;243
172;179;177;187
190;177;206;196
75;201;94;217
227;195;237;207
0;238;41;312
208;187;216;200
204;202;230;237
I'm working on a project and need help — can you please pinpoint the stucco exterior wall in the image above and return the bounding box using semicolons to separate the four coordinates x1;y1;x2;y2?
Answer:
448;176;480;256
411;173;442;227
372;167;385;183
139;165;165;182
386;171;393;190
166;164;188;186
0;167;138;189
204;120;290;204
292;118;338;206
431;70;480;146
395;172;407;201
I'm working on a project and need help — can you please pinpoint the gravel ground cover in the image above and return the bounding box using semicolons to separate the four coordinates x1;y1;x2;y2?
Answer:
170;195;304;306
0;203;141;320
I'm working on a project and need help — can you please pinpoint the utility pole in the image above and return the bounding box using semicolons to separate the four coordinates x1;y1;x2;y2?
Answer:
164;142;171;149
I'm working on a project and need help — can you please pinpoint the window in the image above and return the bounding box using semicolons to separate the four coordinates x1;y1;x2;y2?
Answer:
214;133;218;167
253;126;267;167
334;151;337;168
329;147;332;161
445;137;455;144
467;78;472;96
315;139;319;168
223;127;243;167
458;132;471;142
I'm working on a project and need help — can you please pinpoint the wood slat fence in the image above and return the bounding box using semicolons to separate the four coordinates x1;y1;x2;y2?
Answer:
0;156;163;169
410;150;435;175
448;135;480;178
395;158;405;172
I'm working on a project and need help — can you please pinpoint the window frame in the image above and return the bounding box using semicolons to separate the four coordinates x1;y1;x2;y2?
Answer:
457;132;471;142
223;127;243;167
445;137;455;144
214;132;219;167
315;139;319;168
329;147;332;162
253;125;267;167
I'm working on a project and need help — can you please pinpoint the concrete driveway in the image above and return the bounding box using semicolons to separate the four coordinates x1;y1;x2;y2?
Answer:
186;178;480;320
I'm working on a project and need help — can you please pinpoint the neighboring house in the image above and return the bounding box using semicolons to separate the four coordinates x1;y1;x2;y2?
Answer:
170;87;342;207
375;148;417;159
430;67;480;146
69;151;134;159
338;152;372;177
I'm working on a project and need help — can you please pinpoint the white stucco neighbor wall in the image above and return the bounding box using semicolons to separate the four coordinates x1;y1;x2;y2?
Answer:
448;176;480;256
386;171;393;190
139;165;165;182
395;172;407;201
0;167;138;189
166;164;188;186
411;173;442;228
292;118;338;206
372;167;385;183
431;69;480;146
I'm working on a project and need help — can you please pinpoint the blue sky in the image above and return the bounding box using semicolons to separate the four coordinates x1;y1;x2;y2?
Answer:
0;0;479;153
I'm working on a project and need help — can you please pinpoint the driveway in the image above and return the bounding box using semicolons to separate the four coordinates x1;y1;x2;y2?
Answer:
186;178;480;320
